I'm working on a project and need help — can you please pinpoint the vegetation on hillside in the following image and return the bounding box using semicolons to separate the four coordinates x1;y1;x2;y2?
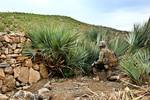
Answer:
0;12;128;35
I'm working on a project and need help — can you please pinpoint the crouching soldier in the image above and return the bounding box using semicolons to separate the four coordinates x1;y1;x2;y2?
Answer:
92;41;118;81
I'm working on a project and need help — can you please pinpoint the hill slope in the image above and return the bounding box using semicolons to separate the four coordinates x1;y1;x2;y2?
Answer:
0;12;128;35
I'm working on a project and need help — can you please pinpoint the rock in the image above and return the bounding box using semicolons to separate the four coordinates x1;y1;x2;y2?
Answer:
8;58;16;64
4;35;12;43
6;91;15;98
0;80;3;89
4;48;9;55
4;67;13;75
22;85;31;90
12;90;34;100
20;36;26;42
25;59;33;68
1;86;8;93
13;67;20;78
0;54;6;59
33;64;40;71
3;75;16;92
108;75;120;81
14;49;22;54
12;90;25;99
11;44;17;50
1;47;6;53
44;81;52;90
40;64;48;78
0;42;3;47
0;63;10;68
18;67;29;83
7;43;12;49
8;48;13;54
7;54;19;58
12;36;20;43
29;68;40;84
38;88;51;99
11;64;16;68
17;43;22;48
0;94;8;100
38;88;50;94
0;68;5;79
16;56;27;62
15;81;21;87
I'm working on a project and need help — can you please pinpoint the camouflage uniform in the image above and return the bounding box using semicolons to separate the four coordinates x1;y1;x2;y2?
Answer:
92;41;118;80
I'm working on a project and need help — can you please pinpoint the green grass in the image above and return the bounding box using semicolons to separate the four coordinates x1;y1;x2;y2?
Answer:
0;12;128;35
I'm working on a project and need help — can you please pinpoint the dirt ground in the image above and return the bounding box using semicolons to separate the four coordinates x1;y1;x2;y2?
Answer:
25;76;150;100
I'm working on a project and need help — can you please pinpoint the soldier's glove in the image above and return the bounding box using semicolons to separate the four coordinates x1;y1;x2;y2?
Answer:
91;61;96;67
91;63;94;67
104;65;109;69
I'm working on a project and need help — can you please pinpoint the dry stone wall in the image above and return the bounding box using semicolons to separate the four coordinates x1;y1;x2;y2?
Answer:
0;32;48;93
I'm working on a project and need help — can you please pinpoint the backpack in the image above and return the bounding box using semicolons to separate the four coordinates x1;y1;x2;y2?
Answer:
102;48;118;67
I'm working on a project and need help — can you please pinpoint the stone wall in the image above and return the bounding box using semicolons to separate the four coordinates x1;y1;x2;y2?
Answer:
0;32;48;94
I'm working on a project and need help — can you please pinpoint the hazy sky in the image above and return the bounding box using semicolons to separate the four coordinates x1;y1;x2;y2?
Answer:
0;0;150;31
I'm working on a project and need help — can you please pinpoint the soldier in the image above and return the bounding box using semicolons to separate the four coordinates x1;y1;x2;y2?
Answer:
92;41;118;81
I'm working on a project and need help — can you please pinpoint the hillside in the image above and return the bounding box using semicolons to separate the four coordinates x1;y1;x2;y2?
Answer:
0;12;128;35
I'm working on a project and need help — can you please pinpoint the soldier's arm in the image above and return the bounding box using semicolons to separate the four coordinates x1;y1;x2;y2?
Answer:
95;51;104;64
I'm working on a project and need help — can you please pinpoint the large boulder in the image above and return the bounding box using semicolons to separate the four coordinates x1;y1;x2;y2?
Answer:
29;68;40;84
2;75;16;93
18;67;29;83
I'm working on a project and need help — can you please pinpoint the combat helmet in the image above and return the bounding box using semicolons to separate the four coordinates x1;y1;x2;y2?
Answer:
98;41;106;48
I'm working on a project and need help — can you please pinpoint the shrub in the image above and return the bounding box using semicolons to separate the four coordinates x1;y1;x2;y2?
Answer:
108;37;129;57
126;18;150;53
24;26;88;77
120;49;150;85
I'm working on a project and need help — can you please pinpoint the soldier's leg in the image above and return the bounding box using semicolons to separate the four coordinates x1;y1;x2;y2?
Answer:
105;66;112;79
106;70;112;79
92;66;100;81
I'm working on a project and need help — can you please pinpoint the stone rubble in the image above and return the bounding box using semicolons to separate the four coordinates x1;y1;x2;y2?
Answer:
0;32;49;99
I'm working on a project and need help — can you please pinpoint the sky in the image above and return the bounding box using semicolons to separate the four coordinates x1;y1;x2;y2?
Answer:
0;0;150;31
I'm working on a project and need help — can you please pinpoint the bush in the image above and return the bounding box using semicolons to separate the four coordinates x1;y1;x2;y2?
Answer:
120;49;150;85
108;37;129;57
24;26;89;77
126;18;150;53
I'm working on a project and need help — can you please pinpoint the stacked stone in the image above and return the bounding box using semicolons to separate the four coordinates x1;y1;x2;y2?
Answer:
0;32;48;95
